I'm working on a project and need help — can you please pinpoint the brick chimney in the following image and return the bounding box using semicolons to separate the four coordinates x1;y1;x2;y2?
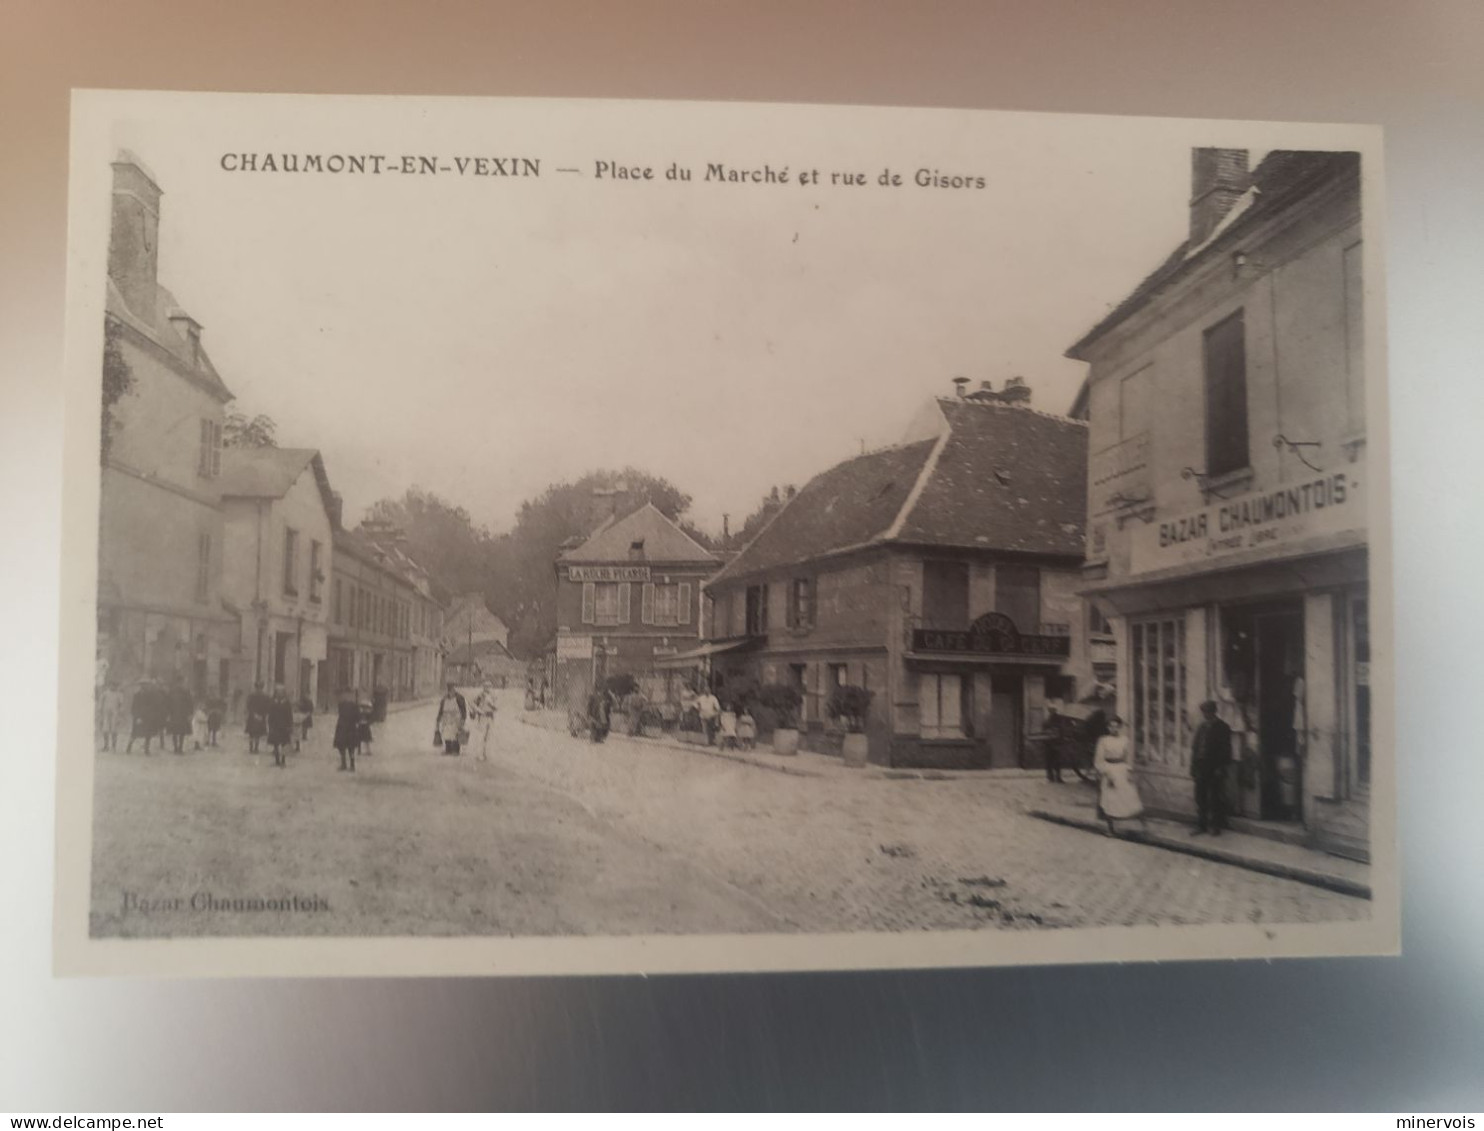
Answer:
1190;148;1250;247
109;151;163;321
1000;376;1031;405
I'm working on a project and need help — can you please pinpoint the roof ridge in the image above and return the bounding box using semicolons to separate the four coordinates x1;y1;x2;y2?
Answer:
880;418;952;542
937;396;1088;428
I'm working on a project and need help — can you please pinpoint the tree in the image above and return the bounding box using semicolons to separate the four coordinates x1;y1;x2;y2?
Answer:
223;409;279;449
360;487;491;598
100;317;135;462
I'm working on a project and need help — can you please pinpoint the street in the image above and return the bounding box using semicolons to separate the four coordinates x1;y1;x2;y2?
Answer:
90;691;1369;938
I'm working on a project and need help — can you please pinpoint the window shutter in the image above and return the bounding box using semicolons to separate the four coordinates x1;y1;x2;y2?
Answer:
785;582;796;629
582;582;596;624
211;421;222;477
641;582;654;624
678;583;691;625
618;582;632;624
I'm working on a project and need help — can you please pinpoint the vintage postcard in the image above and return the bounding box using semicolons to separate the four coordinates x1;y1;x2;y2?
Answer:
55;90;1395;976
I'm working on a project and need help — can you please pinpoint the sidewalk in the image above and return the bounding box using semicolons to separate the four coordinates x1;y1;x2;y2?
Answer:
1024;783;1372;900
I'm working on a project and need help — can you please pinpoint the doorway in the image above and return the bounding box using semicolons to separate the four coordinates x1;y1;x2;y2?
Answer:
988;672;1023;769
1224;601;1305;821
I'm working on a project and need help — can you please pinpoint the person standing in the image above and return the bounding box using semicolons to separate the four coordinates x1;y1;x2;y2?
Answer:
471;680;497;761
1094;716;1148;836
1043;700;1072;783
333;693;361;772
436;683;468;755
1190;700;1234;836
206;697;224;748
245;682;269;754
295;694;314;752
696;685;721;746
99;682;125;752
166;679;194;754
125;680;160;754
266;684;295;768
191;702;209;751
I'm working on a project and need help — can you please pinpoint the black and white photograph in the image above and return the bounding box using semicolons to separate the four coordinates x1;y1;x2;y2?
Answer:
54;91;1394;976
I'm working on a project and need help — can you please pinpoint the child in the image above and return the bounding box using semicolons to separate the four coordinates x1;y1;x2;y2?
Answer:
190;702;209;751
357;700;374;755
295;695;314;752
736;709;757;751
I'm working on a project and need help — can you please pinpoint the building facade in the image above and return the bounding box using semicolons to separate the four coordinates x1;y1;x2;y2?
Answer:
551;504;717;709
218;448;337;704
325;530;421;712
704;388;1094;769
96;151;238;702
358;522;447;699
440;593;521;686
1067;148;1370;860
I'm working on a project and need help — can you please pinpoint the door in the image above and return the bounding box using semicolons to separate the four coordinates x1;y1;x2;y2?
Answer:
1255;610;1304;820
988;673;1023;768
273;632;291;687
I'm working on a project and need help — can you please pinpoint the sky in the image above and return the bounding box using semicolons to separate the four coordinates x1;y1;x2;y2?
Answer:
107;96;1213;537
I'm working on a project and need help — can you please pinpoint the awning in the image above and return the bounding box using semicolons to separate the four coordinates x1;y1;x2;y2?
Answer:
652;638;756;670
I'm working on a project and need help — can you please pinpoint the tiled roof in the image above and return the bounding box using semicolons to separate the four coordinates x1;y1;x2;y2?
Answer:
710;399;1088;586
1066;150;1359;359
557;502;718;565
218;448;319;499
707;439;938;585
896;399;1087;556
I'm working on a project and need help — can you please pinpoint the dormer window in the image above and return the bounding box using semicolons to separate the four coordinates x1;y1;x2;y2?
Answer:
628;539;646;561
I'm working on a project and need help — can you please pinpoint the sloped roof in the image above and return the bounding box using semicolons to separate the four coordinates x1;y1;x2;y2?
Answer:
218;447;331;505
1066;150;1359;360
710;399;1087;586
707;439;938;585
442;594;508;645
897;399;1086;556
557;502;718;565
105;277;235;402
333;528;416;588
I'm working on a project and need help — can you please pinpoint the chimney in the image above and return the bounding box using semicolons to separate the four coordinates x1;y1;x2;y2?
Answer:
722;514;730;540
785;485;796;500
109;151;163;320
327;492;344;530
952;376;970;398
167;310;203;367
980;380;994;393
1190;148;1250;247
1000;376;1031;405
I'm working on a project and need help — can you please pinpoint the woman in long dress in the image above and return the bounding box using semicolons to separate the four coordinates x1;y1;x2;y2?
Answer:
436;684;467;755
1094;715;1149;836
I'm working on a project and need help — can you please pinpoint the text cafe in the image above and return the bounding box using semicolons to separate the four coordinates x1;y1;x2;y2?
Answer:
1092;471;1371;861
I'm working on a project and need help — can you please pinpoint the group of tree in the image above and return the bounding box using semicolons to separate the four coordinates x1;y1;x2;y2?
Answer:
360;467;718;660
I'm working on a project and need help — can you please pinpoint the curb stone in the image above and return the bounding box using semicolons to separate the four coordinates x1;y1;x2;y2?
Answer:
1026;808;1371;900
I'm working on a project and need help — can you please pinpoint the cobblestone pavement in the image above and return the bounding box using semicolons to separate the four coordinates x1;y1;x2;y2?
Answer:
495;697;1370;933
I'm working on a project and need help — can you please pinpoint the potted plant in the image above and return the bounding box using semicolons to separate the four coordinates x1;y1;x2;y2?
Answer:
827;684;874;767
758;682;804;755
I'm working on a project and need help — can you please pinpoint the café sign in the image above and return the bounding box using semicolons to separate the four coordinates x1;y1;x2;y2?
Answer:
1132;470;1365;575
911;612;1071;658
555;634;594;660
567;565;651;582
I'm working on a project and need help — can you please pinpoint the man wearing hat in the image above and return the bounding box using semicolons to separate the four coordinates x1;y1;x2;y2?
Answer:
1189;700;1234;835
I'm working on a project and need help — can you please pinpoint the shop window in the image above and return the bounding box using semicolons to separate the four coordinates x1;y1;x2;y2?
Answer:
1131;616;1187;763
920;672;970;740
922;561;969;630
1203;310;1249;478
995;564;1041;632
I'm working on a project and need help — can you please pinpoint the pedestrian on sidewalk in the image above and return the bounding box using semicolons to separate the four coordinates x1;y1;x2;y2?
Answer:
166;678;193;754
696;685;721;745
295;694;314;752
357;698;374;755
125;680;164;754
206;697;224;748
1190;700;1234;836
266;684;294;768
99;682;125;752
437;682;468;755
1094;716;1148;836
333;693;360;772
245;682;269;754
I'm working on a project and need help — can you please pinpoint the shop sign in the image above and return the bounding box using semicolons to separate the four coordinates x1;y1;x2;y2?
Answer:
1131;470;1365;575
555;635;594;660
911;612;1071;658
567;565;651;582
